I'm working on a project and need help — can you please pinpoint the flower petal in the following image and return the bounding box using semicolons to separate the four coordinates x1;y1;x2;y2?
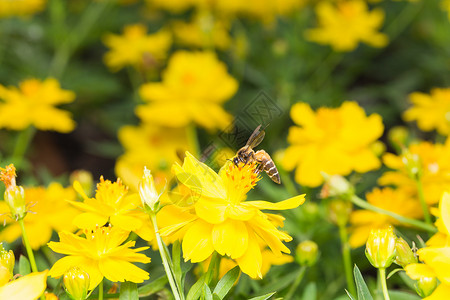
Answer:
244;194;305;210
182;219;214;263
99;258;149;283
235;231;262;279
0;270;48;300
405;263;436;280
212;220;248;259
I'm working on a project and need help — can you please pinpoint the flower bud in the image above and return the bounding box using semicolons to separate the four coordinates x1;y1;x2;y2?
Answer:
394;237;417;267
63;267;90;300
139;167;161;212
296;240;319;267
388;126;408;149
4;186;27;220
320;174;354;198
70;170;94;198
327;199;352;226
415;276;437;298
0;243;14;280
401;151;422;179
365;227;397;269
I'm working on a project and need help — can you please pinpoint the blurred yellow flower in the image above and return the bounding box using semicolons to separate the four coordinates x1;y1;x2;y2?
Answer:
0;183;79;250
69;176;155;242
405;192;450;299
442;0;450;19
379;139;450;205
136;51;238;130
0;78;76;132
403;88;450;135
158;152;305;278
305;0;388;51
0;270;48;300
172;11;232;50
103;24;172;71
282;101;384;187
349;187;422;248
145;0;202;13
48;227;150;290
0;0;46;18
115;124;190;191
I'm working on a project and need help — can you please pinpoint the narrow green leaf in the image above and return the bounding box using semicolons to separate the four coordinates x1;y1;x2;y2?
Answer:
119;281;138;300
204;283;213;300
248;292;276;300
257;268;301;295
353;265;373;300
172;241;183;291
302;282;317;300
186;274;206;300
389;290;421;300
18;255;31;276
345;289;356;300
213;266;240;299
138;276;168;297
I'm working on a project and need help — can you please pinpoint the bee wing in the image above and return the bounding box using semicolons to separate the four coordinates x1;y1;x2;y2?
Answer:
246;125;266;148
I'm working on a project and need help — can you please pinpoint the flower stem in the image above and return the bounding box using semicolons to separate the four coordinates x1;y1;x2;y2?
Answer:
11;126;36;170
414;177;432;225
98;279;103;300
150;213;184;300
284;266;307;300
379;268;390;300
338;222;356;297
349;195;436;233
18;219;38;273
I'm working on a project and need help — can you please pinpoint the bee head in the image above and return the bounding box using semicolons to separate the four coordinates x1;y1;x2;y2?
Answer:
233;156;240;166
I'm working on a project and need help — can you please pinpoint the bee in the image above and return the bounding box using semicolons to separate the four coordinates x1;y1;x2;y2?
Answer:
233;125;281;184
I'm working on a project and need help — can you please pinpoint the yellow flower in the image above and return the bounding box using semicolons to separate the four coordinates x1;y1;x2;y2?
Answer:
0;182;79;250
403;88;450;135
69;176;155;242
349;187;422;248
0;270;48;300
379;139;450;205
172;11;232;50
282;101;384;187
365;226;397;269
103;24;172;71
0;0;46;18
48;227;150;290
136;51;238;130
305;0;388;51
158;152;305;278
0;78;76;132
115;124;190;191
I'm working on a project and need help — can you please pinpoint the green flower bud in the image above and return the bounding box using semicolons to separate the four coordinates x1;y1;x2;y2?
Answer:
139;167;162;212
415;276;437;298
365;227;397;269
63;267;90;300
296;240;319;267
5;186;26;220
394;237;417;267
327;199;352;226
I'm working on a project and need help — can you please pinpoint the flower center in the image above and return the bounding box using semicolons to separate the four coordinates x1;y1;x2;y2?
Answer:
225;161;260;204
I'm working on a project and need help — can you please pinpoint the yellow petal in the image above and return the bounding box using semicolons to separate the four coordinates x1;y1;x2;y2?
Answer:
235;232;262;279
72;212;109;229
0;270;48;300
195;198;227;224
212;220;248;259
99;258;149;283
244;194;306;210
110;214;142;231
440;192;450;235
425;283;450;300
182;219;214;263
405;263;436;280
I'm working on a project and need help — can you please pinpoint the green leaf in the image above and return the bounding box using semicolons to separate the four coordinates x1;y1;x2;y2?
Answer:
345;289;357;300
389;291;421;300
119;281;138;300
257;268;301;295
18;255;31;276
302;282;317;300
248;292;276;300
213;266;240;299
138;276;168;297
186;274;206;300
353;265;373;300
172;241;184;291
204;283;213;300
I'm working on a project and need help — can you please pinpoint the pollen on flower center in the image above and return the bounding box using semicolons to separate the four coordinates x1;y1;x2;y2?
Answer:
225;161;260;203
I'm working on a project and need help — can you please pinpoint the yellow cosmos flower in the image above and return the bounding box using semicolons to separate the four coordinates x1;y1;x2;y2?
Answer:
48;227;150;290
282;101;384;187
305;0;388;51
0;78;76;132
172;12;232;50
379;139;450;205
0;183;79;250
349;187;422;248
0;0;46;18
158;152;305;279
115;124;190;191
136;51;238;130
103;24;172;71
0;270;48;300
69;176;155;242
403;88;450;135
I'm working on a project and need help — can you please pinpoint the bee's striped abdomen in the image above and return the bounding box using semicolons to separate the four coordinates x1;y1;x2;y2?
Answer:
255;150;281;184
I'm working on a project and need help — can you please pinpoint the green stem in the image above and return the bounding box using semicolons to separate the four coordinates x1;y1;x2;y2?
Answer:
98;279;104;300
204;252;220;285
284;266;307;300
150;213;184;300
18;219;38;273
379;268;390;300
11;126;36;170
186;124;200;158
338;223;356;297
278;166;298;196
350;195;436;233
415;177;432;225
